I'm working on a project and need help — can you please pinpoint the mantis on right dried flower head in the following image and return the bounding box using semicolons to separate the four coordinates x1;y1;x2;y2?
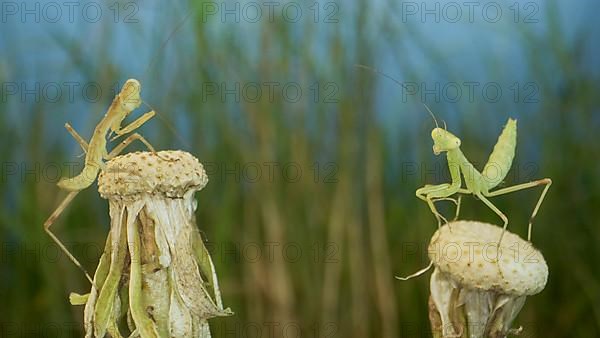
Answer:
355;64;552;246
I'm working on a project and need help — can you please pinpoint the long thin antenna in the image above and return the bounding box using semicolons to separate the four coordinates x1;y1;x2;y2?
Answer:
139;9;195;149
143;11;194;79
355;64;440;128
355;64;411;92
423;103;439;129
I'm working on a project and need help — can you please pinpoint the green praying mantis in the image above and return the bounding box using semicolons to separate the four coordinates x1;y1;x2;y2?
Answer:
416;111;552;244
43;9;195;285
356;65;552;244
43;79;165;283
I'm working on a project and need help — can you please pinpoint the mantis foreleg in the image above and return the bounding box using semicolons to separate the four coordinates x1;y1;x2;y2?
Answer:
453;195;462;221
106;133;158;159
416;154;463;227
432;195;462;221
416;183;461;228
43;191;94;283
110;110;156;140
485;178;552;241
106;110;176;163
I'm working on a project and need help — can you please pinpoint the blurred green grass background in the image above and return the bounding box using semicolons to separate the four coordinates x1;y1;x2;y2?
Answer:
1;0;599;337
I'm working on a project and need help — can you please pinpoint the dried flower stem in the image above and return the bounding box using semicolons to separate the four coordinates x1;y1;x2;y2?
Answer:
71;151;232;338
407;221;548;338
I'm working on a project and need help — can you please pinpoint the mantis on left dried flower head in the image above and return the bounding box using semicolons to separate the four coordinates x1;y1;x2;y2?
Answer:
43;79;169;283
43;11;195;284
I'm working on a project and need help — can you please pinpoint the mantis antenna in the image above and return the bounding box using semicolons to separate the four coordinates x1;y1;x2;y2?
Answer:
136;10;196;149
143;11;195;79
95;9;195;148
354;64;440;128
423;103;440;129
45;8;196;284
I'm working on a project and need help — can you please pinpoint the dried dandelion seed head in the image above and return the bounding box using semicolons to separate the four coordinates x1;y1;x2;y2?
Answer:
98;150;208;200
77;151;232;338
427;221;547;338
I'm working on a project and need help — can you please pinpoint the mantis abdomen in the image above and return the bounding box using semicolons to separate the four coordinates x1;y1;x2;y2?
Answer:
482;118;517;190
57;163;100;191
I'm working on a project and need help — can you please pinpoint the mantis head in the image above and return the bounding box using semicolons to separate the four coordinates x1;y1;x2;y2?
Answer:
119;79;142;112
110;79;143;134
431;127;461;155
421;105;460;155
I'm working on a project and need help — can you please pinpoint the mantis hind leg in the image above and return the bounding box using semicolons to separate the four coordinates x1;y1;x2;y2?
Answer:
43;191;94;284
486;178;552;241
110;110;156;140
475;193;509;247
107;110;176;161
64;123;89;153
